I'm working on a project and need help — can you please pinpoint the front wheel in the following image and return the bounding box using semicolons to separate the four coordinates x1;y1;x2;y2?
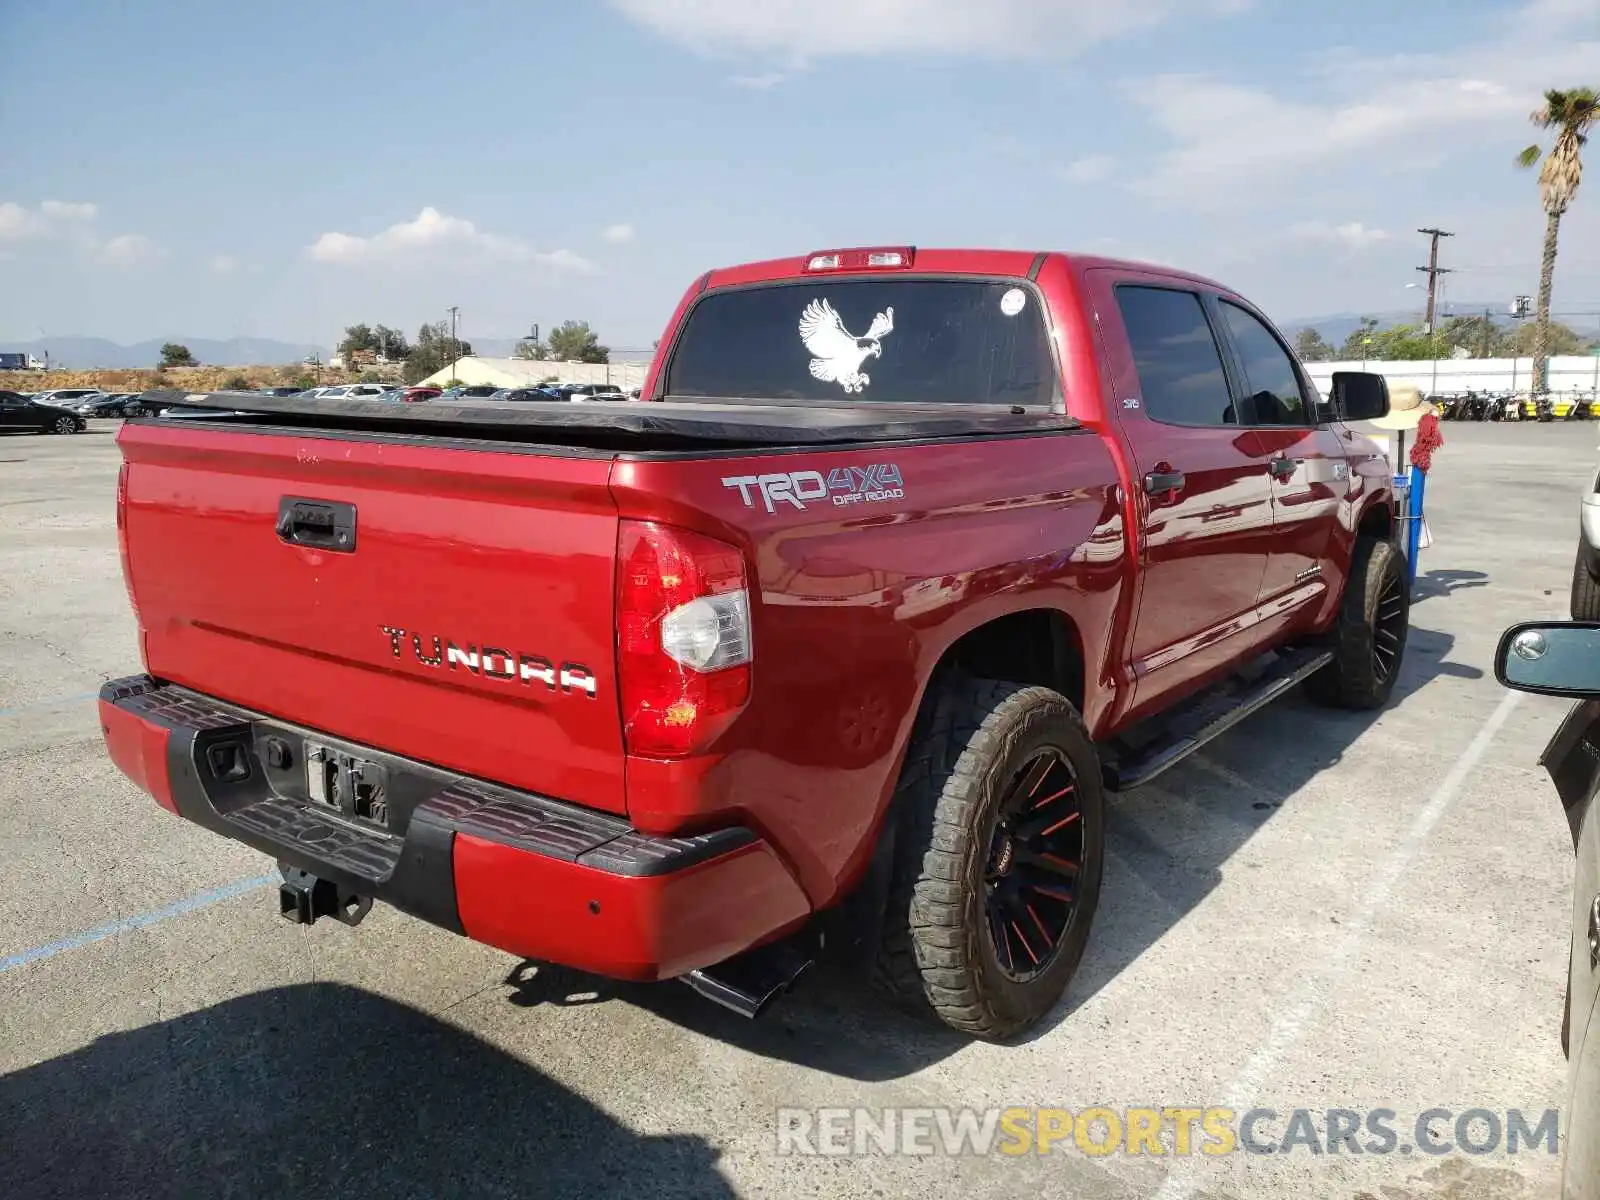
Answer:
874;677;1105;1040
1306;536;1410;709
1571;548;1600;621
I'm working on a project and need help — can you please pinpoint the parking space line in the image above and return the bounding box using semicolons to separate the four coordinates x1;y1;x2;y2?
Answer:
0;691;100;718
0;873;277;974
1151;689;1523;1199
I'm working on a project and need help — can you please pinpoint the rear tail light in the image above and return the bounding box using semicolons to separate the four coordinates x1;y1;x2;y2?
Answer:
804;246;916;272
115;461;140;623
617;520;753;758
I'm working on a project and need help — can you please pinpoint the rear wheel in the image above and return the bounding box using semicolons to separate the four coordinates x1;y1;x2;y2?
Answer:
1571;547;1600;621
1306;536;1409;709
874;676;1105;1039
51;414;77;435
124;403;144;418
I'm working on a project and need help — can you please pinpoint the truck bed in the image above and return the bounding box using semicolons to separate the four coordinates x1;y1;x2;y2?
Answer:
143;390;1078;451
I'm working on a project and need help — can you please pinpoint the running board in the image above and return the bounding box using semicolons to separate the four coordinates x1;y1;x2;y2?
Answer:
1102;648;1334;792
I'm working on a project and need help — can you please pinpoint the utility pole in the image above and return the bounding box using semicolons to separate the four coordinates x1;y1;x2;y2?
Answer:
1416;228;1455;333
447;306;460;383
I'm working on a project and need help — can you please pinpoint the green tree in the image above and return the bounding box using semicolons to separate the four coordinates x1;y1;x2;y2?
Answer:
1369;323;1441;360
1338;317;1381;360
1504;318;1596;357
159;342;198;367
513;338;548;360
1435;314;1508;357
373;324;409;361
546;320;609;363
338;323;376;358
1517;86;1599;392
402;321;473;384
223;373;253;390
1291;328;1334;362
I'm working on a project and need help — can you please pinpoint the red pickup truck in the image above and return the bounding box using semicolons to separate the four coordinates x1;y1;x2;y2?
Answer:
102;247;1400;1039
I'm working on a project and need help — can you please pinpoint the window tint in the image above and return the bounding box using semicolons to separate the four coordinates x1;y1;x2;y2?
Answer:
666;279;1055;407
1219;301;1308;425
1114;286;1236;427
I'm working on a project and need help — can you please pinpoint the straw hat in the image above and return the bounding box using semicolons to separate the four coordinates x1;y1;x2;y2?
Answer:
1369;382;1432;430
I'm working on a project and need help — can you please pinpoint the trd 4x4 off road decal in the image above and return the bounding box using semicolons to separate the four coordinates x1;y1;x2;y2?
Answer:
799;299;895;395
722;464;905;514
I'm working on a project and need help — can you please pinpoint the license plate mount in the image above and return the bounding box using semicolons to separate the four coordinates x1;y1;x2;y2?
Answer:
305;742;391;829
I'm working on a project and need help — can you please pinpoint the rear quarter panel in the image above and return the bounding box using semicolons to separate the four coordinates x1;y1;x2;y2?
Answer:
611;431;1126;907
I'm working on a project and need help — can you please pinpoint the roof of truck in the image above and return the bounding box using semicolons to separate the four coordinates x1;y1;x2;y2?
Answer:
703;247;1228;292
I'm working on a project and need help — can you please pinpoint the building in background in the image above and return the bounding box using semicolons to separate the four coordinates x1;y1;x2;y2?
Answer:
417;356;650;391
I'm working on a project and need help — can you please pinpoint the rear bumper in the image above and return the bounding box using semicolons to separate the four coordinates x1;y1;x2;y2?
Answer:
98;676;810;981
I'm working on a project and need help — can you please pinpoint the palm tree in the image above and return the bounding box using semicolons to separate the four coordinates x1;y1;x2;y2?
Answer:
1516;87;1598;395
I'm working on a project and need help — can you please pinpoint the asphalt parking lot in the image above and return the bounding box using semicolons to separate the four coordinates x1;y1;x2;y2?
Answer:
0;417;1588;1199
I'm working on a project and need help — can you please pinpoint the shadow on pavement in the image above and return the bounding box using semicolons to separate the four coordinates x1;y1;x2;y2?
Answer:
499;955;971;1080
1412;568;1490;603
0;984;735;1200
1029;621;1477;1039
493;624;1481;1069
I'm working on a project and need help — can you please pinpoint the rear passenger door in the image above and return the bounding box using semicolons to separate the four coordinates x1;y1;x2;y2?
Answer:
1213;298;1345;610
1091;275;1279;700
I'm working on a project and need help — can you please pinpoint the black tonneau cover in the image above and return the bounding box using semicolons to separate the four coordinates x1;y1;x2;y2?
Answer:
142;390;1079;447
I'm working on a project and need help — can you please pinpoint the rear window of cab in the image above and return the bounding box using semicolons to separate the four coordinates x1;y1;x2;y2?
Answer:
663;278;1056;407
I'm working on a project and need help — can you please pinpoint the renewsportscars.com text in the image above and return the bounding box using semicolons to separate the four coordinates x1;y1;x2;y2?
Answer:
774;1107;1561;1158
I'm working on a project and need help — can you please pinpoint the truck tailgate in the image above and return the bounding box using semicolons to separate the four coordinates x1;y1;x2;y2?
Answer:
117;422;626;814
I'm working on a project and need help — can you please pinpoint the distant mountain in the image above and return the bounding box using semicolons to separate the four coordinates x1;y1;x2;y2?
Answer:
1279;303;1513;345
0;336;330;369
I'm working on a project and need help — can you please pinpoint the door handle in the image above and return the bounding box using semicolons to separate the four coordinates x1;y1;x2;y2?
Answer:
1269;456;1301;481
1144;469;1186;496
1145;469;1186;497
276;496;357;552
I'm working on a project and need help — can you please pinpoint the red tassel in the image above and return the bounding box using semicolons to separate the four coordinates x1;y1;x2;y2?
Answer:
1409;411;1443;473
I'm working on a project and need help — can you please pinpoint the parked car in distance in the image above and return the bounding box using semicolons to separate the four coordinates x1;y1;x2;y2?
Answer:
436;384;503;401
34;388;105;408
401;386;441;403
1494;620;1600;1199
0;389;87;433
77;393;151;417
487;388;556;402
258;387;304;397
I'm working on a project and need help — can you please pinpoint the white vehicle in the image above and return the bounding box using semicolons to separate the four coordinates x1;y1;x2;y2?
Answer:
33;388;105;408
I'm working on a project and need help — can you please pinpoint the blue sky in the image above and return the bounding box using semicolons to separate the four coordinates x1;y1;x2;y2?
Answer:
1;0;1597;351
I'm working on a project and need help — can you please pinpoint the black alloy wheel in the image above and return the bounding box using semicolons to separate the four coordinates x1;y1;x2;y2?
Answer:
984;748;1085;982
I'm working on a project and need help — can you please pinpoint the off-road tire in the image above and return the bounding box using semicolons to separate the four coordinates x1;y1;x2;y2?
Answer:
873;676;1105;1040
1306;536;1409;710
1571;548;1600;622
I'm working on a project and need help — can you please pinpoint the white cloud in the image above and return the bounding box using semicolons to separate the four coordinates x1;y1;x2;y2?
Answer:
729;71;788;89
1128;0;1599;207
1288;221;1391;251
602;222;635;244
0;202;52;241
94;234;159;268
308;206;595;272
1060;155;1114;183
208;253;239;274
612;0;1249;59
40;200;96;221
